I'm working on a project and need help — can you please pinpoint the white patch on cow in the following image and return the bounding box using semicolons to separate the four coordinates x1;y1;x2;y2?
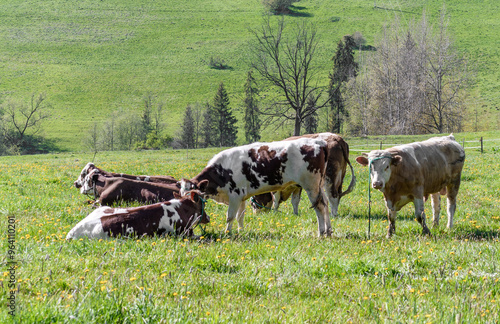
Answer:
136;176;141;181
158;201;182;233
144;176;151;182
125;227;135;234
66;207;113;240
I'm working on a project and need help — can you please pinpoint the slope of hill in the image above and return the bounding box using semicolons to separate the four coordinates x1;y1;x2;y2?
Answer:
0;0;498;151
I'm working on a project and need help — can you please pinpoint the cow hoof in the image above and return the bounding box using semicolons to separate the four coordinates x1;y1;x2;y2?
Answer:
422;227;431;236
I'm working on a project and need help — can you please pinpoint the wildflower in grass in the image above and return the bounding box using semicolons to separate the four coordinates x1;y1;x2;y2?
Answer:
269;258;275;261
423;277;428;282
130;277;137;282
100;286;106;291
160;273;167;278
245;250;250;254
401;259;406;263
173;292;178;296
181;282;186;286
206;312;211;315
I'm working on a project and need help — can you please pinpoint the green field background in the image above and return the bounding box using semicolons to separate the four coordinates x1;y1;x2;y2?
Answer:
0;132;498;322
1;0;499;151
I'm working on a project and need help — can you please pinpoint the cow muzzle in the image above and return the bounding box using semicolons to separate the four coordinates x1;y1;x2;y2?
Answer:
372;181;384;190
74;181;82;189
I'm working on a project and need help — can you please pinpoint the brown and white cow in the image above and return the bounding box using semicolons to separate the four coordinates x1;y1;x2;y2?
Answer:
179;137;333;236
66;191;209;239
74;162;177;189
355;134;465;238
251;133;356;216
79;169;179;206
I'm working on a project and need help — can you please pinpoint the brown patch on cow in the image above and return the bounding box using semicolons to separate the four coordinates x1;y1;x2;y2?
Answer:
100;206;165;237
300;145;326;174
243;146;288;189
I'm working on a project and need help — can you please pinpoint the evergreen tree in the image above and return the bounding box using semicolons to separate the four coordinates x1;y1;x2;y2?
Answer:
201;103;215;148
243;71;261;143
180;105;195;149
329;35;358;133
213;82;238;147
304;96;318;134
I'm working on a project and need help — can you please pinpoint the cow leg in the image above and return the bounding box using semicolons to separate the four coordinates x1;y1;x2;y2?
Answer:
305;188;331;237
272;191;281;211
291;187;301;215
235;201;246;231
414;198;431;236
386;208;397;238
324;171;342;218
384;200;397;237
225;199;243;233
430;192;441;227
446;182;460;228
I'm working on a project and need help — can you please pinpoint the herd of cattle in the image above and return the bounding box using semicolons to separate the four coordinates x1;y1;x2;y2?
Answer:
66;133;465;240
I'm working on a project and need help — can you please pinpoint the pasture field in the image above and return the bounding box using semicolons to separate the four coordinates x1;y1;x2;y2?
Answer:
1;0;499;151
1;132;499;323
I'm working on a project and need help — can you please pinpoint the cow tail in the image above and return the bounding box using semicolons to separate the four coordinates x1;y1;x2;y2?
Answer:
340;139;356;198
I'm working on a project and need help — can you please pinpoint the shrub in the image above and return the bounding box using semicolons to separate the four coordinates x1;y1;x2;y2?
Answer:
262;0;296;15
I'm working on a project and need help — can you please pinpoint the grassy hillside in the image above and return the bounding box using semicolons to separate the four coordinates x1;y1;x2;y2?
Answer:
0;132;498;322
0;0;498;151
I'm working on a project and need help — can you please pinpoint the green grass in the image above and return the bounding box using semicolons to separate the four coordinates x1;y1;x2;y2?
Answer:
1;132;499;322
0;0;498;151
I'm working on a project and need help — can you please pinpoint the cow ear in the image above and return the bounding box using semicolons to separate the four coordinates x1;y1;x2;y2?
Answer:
198;179;210;192
355;156;369;166
391;155;402;166
175;181;181;189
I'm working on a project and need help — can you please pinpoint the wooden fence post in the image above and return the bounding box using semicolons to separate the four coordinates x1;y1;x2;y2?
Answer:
480;137;483;153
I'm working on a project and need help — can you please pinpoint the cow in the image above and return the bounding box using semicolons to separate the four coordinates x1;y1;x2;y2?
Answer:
250;133;356;216
66;190;209;239
79;169;179;206
179;137;333;236
250;184;302;215
74;162;177;189
355;134;465;238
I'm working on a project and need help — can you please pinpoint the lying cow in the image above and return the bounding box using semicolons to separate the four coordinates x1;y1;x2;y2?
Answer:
179;137;333;236
251;133;356;216
79;169;179;206
355;134;465;237
74;162;177;189
66;190;209;239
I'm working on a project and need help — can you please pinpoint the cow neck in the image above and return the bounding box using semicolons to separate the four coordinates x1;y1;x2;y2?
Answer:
92;176;106;198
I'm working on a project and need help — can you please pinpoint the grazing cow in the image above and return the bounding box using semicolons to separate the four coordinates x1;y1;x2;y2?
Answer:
74;162;177;189
355;134;465;237
66;191;209;239
79;169;179;206
179;137;333;236
250;185;302;215
251;133;356;216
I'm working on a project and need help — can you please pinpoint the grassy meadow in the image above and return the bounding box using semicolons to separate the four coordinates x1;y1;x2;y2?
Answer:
1;0;499;151
1;132;499;322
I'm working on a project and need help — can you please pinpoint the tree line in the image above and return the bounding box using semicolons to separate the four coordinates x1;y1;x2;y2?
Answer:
0;7;470;155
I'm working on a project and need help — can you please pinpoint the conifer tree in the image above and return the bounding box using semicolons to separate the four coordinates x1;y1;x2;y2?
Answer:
213;82;238;147
329;35;358;133
304;96;318;134
201;102;215;148
243;71;261;143
180;105;195;149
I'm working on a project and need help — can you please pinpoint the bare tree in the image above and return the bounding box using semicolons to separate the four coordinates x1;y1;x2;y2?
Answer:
419;7;469;133
250;17;329;136
1;93;50;148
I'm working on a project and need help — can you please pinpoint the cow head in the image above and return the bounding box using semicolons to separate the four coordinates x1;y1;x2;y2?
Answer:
74;162;97;189
79;169;100;194
178;179;210;196
187;190;210;225
356;152;401;191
